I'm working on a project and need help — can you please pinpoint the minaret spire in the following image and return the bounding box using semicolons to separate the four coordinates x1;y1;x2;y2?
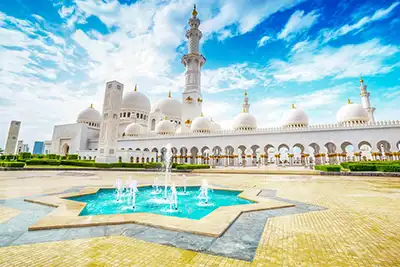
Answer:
359;76;375;123
181;4;206;124
242;90;250;113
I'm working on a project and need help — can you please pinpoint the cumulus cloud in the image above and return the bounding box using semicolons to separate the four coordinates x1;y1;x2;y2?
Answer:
322;2;400;42
278;10;320;40
270;39;399;82
257;35;271;48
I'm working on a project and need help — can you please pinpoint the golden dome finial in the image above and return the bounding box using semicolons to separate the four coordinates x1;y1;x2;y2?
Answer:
210;117;213;122
90;104;93;108
244;89;247;96
134;84;137;91
292;103;295;109
200;112;204;117
347;98;351;104
168;90;171;98
192;4;198;17
164;116;168;120
360;76;364;84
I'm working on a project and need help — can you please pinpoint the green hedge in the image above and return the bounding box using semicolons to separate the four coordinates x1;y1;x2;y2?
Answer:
25;159;61;165
144;162;163;169
112;163;144;168
67;154;79;160
376;165;400;172
0;162;26;168
19;152;31;159
60;160;94;167
47;154;59;160
176;164;210;170
315;165;341;172
347;164;377;171
32;154;45;159
3;155;16;161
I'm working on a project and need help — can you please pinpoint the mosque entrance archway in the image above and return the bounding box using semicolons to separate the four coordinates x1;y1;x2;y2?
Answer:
62;144;69;156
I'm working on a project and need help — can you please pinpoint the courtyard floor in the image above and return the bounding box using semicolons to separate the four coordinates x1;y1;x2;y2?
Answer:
0;170;399;266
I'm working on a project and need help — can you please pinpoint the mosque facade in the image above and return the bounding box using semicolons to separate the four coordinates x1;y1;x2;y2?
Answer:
46;6;400;166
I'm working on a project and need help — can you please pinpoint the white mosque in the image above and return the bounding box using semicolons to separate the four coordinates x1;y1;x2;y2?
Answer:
46;6;400;166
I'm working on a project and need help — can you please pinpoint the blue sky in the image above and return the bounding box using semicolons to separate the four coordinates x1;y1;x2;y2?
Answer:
1;0;400;148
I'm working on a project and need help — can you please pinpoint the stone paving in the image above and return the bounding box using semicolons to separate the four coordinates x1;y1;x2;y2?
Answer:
0;186;324;262
0;171;399;266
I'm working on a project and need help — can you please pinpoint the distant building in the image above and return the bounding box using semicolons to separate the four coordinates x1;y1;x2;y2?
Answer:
22;144;29;152
4;121;21;155
17;140;23;154
33;141;45;154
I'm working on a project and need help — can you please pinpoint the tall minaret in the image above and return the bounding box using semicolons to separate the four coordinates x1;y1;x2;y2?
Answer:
96;81;124;163
181;5;206;124
242;90;250;113
359;77;375;123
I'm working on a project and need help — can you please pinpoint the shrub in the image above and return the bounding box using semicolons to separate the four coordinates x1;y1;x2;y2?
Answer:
67;154;79;160
113;163;144;168
5;155;16;161
32;154;45;159
176;164;210;170
340;162;350;169
19;152;31;159
94;163;113;168
347;164;377;172
1;162;25;168
171;163;183;168
375;165;400;172
25;159;61;165
47;154;58;159
315;165;341;172
144;162;163;169
60;160;94;167
0;155;5;160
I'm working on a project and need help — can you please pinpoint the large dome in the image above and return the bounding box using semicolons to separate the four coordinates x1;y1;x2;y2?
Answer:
155;92;182;118
233;112;257;130
122;86;151;112
191;115;211;133
124;122;142;136
210;119;222;132
155;119;175;135
77;105;102;124
336;100;369;123
281;105;309;127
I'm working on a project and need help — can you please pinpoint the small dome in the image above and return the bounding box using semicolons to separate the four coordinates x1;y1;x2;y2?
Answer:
77;105;102;124
176;124;190;134
336;100;369;123
191;115;211;133
155;92;182;118
210;120;222;132
281;105;309;127
155;118;175;135
124;122;142;136
233;112;257;130
122;86;151;112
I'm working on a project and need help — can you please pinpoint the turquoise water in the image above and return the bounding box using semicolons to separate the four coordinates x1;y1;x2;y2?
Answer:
66;186;254;220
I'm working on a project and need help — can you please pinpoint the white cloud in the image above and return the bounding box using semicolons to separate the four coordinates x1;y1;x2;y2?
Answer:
58;6;75;18
202;63;267;93
257;35;271;48
270;39;399;82
278;10;319;40
200;0;305;40
251;84;351;127
322;2;400;42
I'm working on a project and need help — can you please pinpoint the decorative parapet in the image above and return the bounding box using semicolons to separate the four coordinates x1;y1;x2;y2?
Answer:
118;120;400;141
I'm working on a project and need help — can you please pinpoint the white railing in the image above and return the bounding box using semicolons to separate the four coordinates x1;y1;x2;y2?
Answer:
118;120;400;140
